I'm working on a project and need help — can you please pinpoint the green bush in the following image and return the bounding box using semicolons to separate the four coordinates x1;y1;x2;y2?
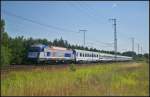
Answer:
1;46;12;66
69;64;76;72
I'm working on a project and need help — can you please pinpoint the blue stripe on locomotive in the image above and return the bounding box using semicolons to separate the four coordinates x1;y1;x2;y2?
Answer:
64;53;71;57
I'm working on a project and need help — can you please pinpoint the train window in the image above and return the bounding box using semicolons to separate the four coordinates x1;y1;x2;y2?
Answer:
41;47;44;51
83;53;84;57
47;52;51;56
97;55;98;57
80;53;82;57
76;52;78;56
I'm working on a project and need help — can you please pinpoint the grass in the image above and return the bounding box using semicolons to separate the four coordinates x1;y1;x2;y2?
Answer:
1;61;149;96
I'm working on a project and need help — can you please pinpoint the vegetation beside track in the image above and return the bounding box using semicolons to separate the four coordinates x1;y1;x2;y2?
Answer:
1;61;149;96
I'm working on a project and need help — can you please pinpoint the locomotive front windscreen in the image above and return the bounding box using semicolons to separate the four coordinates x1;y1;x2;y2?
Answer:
29;47;44;52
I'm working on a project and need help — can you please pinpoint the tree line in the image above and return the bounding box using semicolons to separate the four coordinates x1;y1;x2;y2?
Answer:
1;19;149;66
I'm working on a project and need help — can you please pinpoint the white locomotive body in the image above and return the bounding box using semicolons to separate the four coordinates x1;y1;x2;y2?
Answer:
28;44;75;63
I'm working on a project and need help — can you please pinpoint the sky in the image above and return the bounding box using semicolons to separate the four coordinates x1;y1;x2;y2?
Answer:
1;1;149;54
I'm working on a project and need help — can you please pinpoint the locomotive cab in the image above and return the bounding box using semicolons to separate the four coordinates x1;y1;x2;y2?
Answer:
27;44;47;62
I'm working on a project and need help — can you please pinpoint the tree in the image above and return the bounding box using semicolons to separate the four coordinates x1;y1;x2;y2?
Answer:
53;39;58;46
143;53;149;59
1;19;12;66
9;36;25;64
1;45;12;66
143;53;149;63
122;51;136;58
0;19;5;33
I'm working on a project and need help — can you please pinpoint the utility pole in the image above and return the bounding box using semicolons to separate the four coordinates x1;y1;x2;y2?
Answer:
137;43;139;55
131;37;134;52
109;18;117;61
141;46;142;54
79;30;87;47
129;37;135;58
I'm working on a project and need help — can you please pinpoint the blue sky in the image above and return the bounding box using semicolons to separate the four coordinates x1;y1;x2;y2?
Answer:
1;1;149;54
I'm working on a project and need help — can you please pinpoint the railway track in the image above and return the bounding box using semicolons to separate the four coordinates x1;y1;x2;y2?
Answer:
0;64;69;74
1;61;131;74
0;62;98;73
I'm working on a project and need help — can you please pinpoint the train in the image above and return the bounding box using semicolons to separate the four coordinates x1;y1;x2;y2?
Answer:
27;44;132;64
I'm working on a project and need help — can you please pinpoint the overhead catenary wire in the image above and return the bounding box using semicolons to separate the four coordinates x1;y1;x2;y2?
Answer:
2;16;84;44
94;40;114;46
2;10;88;42
87;41;113;52
87;40;113;47
2;10;79;34
2;10;111;49
3;16;81;39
